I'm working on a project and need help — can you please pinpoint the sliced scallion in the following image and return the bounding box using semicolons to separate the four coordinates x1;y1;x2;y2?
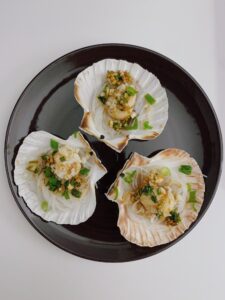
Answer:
41;200;49;212
50;139;59;151
145;93;156;105
143;121;153;130
179;165;192;175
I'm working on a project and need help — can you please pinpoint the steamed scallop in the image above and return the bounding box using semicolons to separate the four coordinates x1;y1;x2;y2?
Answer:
106;149;205;247
14;131;107;224
74;59;168;152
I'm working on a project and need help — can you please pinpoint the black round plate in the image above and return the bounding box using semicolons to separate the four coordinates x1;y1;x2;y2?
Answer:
5;44;223;262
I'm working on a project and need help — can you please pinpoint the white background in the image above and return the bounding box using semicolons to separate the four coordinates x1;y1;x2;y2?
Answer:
0;1;224;299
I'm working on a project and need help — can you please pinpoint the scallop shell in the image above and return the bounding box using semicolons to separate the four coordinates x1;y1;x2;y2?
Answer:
74;59;168;152
106;149;205;247
14;131;107;224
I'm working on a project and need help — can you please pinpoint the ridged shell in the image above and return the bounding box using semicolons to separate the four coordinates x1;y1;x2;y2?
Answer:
106;149;205;247
74;59;168;152
14;131;107;224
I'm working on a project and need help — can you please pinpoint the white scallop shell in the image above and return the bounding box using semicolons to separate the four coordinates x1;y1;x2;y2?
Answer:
74;59;168;152
106;149;205;247
14;131;107;224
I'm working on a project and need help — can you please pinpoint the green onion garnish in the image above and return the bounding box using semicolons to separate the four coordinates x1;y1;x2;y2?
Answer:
123;170;136;184
145;93;156;105
189;190;197;202
26;160;39;173
52;150;58;156
62;190;70;200
115;74;123;81
79;168;90;176
160;167;171;177
70;178;76;187
179;165;192;175
48;177;62;191
141;184;153;195
69;178;80;187
124;117;138;130
41;154;48;161
114;186;119;200
187;183;198;211
157;188;161;195
73;131;78;138
50;139;59;151
64;180;70;188
187;183;192;192
151;195;158;203
126;86;138;96
188;190;197;211
156;211;163;219
169;209;181;223
60;156;66;162
41;200;48;212
143;121;153;130
44;167;53;178
97;95;107;104
71;189;82;198
34;168;39;174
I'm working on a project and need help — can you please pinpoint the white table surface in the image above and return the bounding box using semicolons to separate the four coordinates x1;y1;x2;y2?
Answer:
0;1;224;299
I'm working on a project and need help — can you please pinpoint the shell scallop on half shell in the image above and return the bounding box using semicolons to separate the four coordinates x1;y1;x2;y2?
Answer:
106;149;205;247
74;59;168;152
14;131;107;224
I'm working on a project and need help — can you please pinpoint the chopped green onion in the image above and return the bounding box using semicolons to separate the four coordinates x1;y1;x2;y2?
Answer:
189;190;197;202
73;131;78;138
151;195;158;203
26;160;39;173
123;170;136;184
188;190;197;211
64;180;70;188
70;178;76;187
112;121;121;131
62;190;70;200
169;209;181;223
60;156;66;162
115;74;123;81
34;168;39;174
98;95;107;104
126;86;138;96
187;183;192;192
141;184;153;195
79;168;90;176
44;167;62;191
41;154;48;161
157;188;161;195
143;121;153;130
124;117;138;130
114;186;119;200
48;177;61;191
156;211;163;219
44;167;53;178
41;200;48;212
71;189;82;198
179;165;192;175
145;93;156;105
50;139;59;151
160;167;171;177
69;178;80;187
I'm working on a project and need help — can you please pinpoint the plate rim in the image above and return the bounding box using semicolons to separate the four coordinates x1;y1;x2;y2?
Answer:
4;43;223;262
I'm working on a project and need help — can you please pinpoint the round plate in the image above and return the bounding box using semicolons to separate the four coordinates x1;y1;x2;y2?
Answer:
5;44;223;262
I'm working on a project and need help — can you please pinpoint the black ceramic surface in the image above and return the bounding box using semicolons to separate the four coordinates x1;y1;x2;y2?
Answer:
5;44;222;262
